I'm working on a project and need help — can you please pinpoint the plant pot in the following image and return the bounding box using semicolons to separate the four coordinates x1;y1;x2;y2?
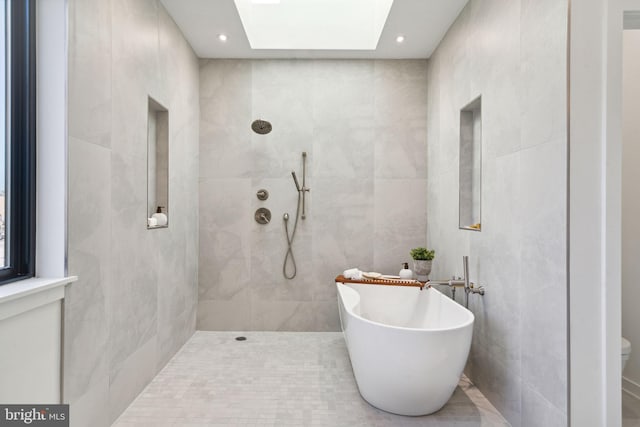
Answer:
413;260;432;281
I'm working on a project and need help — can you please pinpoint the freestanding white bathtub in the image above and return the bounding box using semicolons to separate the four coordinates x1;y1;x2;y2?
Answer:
336;281;474;416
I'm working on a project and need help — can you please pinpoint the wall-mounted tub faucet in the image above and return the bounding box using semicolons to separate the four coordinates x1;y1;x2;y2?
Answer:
428;256;485;308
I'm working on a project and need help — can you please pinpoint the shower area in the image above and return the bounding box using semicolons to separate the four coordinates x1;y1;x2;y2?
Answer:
61;0;573;423
197;59;430;331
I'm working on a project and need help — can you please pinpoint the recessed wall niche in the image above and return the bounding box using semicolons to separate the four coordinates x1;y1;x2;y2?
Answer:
147;97;169;229
459;96;482;231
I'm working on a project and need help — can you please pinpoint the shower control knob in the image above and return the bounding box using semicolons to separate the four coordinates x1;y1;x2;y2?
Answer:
255;208;271;225
256;189;269;201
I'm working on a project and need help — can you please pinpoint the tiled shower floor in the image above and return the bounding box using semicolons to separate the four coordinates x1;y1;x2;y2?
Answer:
113;332;509;426
624;391;640;427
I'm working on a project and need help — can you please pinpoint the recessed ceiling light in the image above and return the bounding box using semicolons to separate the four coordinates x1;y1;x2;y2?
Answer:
396;35;405;43
218;34;228;42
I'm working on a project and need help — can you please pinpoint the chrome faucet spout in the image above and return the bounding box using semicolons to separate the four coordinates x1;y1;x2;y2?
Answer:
463;256;469;292
429;279;465;287
462;255;471;308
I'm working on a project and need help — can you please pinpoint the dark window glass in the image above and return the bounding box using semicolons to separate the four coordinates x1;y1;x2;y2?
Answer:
0;0;36;284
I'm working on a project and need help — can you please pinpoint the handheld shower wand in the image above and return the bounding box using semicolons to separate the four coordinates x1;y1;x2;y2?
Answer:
291;171;301;192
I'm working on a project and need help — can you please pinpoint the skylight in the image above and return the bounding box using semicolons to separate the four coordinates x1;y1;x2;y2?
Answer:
233;0;395;50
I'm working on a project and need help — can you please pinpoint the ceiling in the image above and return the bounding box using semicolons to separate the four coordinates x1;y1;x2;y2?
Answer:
160;0;469;59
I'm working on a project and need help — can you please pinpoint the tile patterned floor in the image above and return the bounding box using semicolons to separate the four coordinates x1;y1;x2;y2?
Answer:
624;391;640;427
113;332;510;427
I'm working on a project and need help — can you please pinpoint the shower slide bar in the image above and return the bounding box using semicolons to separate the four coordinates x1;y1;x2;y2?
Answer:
283;152;310;279
291;152;310;220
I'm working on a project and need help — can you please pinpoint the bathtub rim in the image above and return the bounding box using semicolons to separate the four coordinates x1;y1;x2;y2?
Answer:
336;281;475;333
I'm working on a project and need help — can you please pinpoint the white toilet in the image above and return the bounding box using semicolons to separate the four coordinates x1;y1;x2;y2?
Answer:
622;337;632;373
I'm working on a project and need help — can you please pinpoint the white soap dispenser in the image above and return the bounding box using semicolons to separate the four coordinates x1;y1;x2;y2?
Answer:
152;206;168;226
399;262;413;280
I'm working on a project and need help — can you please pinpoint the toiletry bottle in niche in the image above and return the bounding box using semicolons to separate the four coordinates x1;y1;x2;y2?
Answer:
399;262;413;279
152;206;168;226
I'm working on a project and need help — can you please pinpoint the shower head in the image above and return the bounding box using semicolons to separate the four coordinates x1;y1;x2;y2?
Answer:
291;171;301;192
283;213;289;221
251;119;272;135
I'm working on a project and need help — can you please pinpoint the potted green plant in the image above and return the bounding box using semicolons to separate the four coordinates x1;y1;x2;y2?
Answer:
410;247;435;281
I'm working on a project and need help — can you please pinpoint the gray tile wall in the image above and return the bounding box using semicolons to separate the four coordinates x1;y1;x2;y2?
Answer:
425;0;568;426
198;59;428;331
65;1;200;425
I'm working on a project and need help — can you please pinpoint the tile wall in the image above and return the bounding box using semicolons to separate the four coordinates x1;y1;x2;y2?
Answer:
198;59;429;331
65;0;200;425
426;0;568;425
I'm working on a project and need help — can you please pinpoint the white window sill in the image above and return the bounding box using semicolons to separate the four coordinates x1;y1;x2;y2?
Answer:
0;276;77;321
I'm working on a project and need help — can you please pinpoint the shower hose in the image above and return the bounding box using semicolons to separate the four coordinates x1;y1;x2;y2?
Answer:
283;190;302;279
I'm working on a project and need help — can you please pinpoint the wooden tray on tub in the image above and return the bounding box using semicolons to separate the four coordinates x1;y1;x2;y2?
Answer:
335;275;428;290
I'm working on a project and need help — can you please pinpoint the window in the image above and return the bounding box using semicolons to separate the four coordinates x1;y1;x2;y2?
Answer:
0;0;36;284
